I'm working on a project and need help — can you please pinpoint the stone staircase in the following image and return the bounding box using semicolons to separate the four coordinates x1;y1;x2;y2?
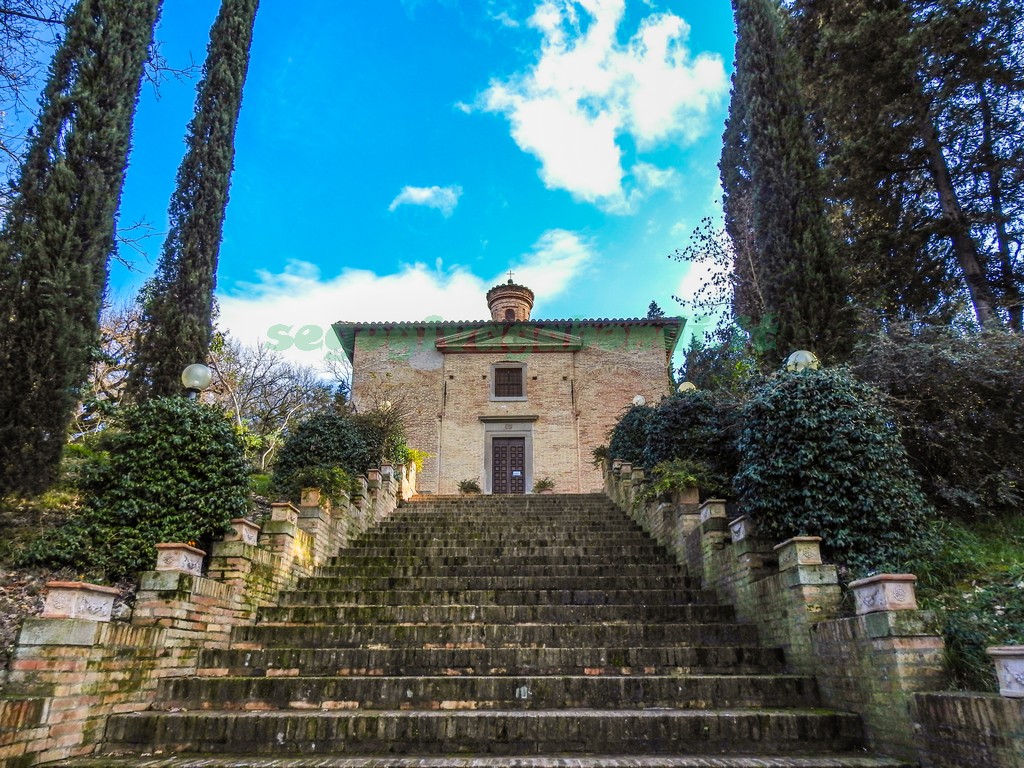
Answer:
78;494;911;767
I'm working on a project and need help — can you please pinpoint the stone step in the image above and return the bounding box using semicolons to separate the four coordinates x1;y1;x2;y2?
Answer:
312;563;688;579
153;674;820;712
255;603;736;626
60;754;918;768
296;574;701;592
376;520;632;529
333;545;670;558
321;553;681;568
354;532;656;545
276;588;717;607
382;514;626;520
195;645;788;678
393;498;614;506
103;709;866;756
375;518;640;528
229;622;761;650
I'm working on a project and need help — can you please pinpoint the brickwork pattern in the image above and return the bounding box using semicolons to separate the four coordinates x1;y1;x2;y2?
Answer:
913;692;1024;767
811;613;946;761
600;467;1016;766
350;324;675;495
0;465;410;767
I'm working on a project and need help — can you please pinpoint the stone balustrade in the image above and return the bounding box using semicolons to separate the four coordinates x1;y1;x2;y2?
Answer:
603;458;1023;767
0;460;415;767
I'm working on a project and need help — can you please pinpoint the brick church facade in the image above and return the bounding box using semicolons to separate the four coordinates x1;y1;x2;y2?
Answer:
334;281;683;495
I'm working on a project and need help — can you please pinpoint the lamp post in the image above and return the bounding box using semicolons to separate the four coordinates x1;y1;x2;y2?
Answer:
181;363;213;400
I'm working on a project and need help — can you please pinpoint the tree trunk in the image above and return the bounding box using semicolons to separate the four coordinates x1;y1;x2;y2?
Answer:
917;102;1001;328
978;85;1022;332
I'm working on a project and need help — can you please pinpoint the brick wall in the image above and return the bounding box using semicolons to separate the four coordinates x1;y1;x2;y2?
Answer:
600;466;1024;765
350;322;676;495
913;692;1024;767
0;463;412;766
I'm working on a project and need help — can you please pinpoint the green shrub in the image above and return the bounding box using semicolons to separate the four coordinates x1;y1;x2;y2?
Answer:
907;518;1024;691
735;368;931;577
249;473;273;497
272;413;370;503
405;448;429;473
18;398;248;582
642;390;741;494
532;477;555;493
458;478;481;494
634;458;727;507
681;323;758;393
608;405;655;466
352;406;409;468
851;327;1024;523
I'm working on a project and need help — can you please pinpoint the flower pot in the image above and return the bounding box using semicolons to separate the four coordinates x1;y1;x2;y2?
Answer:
300;487;322;507
42;581;119;622
773;537;823;571
987;646;1024;698
271;502;299;525
848;573;918;614
225;518;260;545
154;543;206;575
729;515;755;543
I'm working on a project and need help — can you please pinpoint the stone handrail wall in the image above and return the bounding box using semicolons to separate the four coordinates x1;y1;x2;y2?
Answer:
604;460;1024;767
0;462;414;767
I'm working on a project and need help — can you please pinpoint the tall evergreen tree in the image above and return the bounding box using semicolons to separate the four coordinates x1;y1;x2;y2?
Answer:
0;0;162;496
719;75;765;329
790;0;1021;329
726;0;852;363
127;0;259;400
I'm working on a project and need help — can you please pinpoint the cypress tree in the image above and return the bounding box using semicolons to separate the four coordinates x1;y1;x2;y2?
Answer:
719;74;765;330
127;0;259;400
0;0;162;496
727;0;853;363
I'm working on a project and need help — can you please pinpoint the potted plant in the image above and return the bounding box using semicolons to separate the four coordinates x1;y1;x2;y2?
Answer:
458;478;481;495
533;477;555;494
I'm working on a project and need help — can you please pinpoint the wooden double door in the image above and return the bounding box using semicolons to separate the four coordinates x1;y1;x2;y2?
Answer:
491;437;526;494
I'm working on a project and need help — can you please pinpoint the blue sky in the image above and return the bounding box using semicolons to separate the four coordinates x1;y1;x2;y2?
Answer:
112;0;736;368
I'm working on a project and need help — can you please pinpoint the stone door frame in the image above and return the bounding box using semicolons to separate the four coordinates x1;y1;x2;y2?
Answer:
480;416;536;495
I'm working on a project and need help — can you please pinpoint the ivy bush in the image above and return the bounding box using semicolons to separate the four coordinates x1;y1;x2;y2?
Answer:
642;390;741;496
607;404;655;466
272;413;369;503
353;410;409;468
735;368;932;577
19;398;248;581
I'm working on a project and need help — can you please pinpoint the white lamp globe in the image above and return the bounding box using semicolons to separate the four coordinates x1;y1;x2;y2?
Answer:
785;350;821;372
181;363;213;392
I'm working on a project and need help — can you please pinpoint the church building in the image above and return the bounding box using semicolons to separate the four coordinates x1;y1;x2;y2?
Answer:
333;280;683;494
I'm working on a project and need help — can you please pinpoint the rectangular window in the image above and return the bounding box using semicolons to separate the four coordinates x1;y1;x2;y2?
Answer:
494;367;524;398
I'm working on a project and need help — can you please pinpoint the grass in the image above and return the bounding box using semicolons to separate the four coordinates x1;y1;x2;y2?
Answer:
907;515;1024;691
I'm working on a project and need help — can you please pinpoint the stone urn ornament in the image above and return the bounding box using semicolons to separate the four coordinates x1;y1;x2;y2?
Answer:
987;646;1024;698
847;573;919;615
154;543;206;575
41;581;119;622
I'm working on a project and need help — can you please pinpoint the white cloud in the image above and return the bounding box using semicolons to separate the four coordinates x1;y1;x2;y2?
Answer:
478;0;727;212
506;229;595;297
388;185;463;217
216;229;596;370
